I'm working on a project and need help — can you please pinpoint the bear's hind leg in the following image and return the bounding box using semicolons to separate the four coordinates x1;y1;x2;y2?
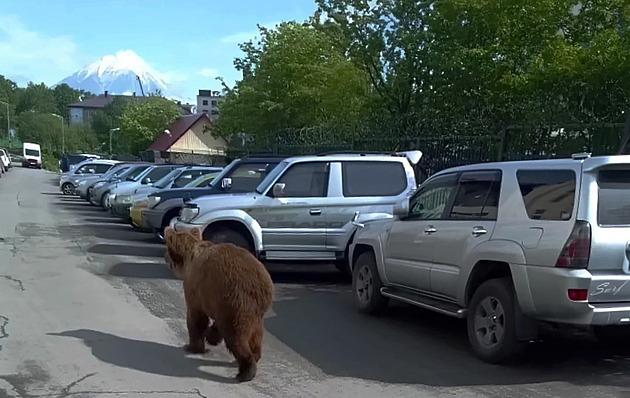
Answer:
225;332;257;382
250;318;264;363
205;322;224;346
184;308;209;354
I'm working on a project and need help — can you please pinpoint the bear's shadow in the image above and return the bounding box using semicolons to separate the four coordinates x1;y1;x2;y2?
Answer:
48;329;238;384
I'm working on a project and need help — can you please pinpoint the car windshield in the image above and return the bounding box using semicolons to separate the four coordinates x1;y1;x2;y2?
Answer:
153;169;183;188
255;160;288;194
25;149;39;157
186;171;222;187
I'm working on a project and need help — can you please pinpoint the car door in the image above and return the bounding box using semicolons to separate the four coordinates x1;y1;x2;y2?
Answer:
429;170;502;299
256;161;330;253
384;173;459;292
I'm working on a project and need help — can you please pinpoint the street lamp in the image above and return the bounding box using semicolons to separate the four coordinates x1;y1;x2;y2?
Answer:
51;114;65;154
109;127;121;156
0;100;9;139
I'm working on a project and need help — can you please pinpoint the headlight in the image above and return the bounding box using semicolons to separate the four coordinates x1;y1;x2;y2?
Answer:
148;196;161;208
117;195;132;204
133;195;149;207
179;206;200;223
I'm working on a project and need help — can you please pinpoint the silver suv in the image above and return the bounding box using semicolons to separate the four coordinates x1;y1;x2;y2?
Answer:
349;153;630;363
173;151;422;273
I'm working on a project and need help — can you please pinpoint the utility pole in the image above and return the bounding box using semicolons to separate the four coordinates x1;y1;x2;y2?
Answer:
52;114;65;154
109;127;121;156
0;100;9;139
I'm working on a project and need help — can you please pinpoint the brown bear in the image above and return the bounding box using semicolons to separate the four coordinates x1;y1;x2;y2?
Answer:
163;226;274;382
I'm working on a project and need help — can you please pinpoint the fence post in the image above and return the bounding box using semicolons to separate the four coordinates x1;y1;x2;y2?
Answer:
498;125;508;161
617;110;630;155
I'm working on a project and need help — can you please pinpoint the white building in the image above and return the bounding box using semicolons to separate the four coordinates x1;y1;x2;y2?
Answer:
196;89;221;120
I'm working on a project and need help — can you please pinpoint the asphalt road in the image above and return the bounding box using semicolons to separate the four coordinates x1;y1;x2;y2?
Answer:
1;167;629;397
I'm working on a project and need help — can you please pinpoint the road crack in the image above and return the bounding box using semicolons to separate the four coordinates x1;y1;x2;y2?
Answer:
0;275;25;291
0;315;8;354
55;373;97;398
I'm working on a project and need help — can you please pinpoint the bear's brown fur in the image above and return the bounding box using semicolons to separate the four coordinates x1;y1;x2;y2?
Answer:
163;226;274;382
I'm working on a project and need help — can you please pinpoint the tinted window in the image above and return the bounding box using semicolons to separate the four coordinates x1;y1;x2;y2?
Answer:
129;166;151;180
449;171;502;220
598;169;630;226
172;170;213;188
342;161;407;197
222;162;279;193
147;167;176;182
25;149;40;157
272;162;329;198
76;163;97;174
408;173;459;220
517;170;576;220
95;164;112;173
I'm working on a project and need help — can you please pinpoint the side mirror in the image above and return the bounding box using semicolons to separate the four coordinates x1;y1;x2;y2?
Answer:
221;177;232;189
393;198;409;218
89;169;96;174
126;176;134;181
273;183;286;198
142;177;152;185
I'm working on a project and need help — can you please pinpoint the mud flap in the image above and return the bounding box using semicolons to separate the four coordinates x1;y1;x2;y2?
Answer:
514;291;539;341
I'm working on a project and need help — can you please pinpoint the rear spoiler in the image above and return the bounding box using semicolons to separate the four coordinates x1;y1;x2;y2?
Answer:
394;150;422;165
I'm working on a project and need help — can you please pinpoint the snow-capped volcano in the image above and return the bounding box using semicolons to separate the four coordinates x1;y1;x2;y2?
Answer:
57;50;168;96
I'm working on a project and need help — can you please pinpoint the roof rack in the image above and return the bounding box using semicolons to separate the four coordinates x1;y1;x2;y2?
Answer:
316;150;389;156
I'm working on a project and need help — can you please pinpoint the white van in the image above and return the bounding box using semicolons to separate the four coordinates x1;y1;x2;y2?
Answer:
22;142;42;169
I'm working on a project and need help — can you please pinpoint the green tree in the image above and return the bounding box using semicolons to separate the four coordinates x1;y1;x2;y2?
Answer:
120;96;180;155
91;96;130;150
215;22;375;143
52;84;84;117
16;82;57;114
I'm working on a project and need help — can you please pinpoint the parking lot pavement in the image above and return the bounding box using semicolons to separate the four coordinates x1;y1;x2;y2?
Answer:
1;167;630;398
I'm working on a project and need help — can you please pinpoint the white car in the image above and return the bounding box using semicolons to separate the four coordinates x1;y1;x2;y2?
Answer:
0;148;10;172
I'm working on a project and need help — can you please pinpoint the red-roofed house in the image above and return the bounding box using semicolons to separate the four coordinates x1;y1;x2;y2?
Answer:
146;113;228;164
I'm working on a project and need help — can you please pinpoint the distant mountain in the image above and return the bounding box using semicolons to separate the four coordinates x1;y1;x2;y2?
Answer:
57;50;168;96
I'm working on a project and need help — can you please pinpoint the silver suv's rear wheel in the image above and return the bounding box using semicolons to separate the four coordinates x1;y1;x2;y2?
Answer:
467;278;522;363
352;251;388;315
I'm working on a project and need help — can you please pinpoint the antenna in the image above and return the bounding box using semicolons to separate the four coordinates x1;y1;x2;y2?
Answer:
136;75;145;96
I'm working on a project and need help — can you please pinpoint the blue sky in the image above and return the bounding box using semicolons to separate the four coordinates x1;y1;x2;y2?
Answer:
0;0;317;102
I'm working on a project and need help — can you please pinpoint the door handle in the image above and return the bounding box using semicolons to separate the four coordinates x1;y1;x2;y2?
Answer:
309;209;322;216
424;226;437;234
472;226;488;237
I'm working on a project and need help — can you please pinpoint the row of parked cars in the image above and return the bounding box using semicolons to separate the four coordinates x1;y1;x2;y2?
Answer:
60;151;630;364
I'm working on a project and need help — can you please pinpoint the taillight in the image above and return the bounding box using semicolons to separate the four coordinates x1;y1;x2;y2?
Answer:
556;221;591;268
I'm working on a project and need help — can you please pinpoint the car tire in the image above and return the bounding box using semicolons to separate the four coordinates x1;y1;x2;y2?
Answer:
100;192;110;210
352;251;388;315
467;278;523;363
205;227;253;253
62;183;74;196
593;326;630;346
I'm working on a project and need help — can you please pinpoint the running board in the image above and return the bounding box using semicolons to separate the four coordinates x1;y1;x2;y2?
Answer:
380;287;467;319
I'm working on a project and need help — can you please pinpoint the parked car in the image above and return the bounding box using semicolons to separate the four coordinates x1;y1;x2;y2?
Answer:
75;162;142;199
347;153;630;363
22;142;42;169
128;166;223;229
107;164;183;220
172;151;422;274
59;159;119;195
88;163;153;207
0;148;9;173
0;148;12;170
144;155;286;241
60;153;101;173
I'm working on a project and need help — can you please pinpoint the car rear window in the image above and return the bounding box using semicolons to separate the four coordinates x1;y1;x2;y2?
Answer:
342;161;407;197
598;169;630;226
516;169;576;221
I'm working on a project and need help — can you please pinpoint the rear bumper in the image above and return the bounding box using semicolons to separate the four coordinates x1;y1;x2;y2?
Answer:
111;203;132;221
142;207;163;231
519;264;630;326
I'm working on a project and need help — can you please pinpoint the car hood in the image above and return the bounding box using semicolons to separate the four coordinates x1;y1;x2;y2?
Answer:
132;185;159;197
110;181;141;195
190;192;260;212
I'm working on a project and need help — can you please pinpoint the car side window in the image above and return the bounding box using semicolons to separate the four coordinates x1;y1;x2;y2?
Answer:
148;167;174;181
271;162;329;198
95;164;112;174
407;173;459;220
342;161;407;197
449;171;502;220
516;169;576;220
